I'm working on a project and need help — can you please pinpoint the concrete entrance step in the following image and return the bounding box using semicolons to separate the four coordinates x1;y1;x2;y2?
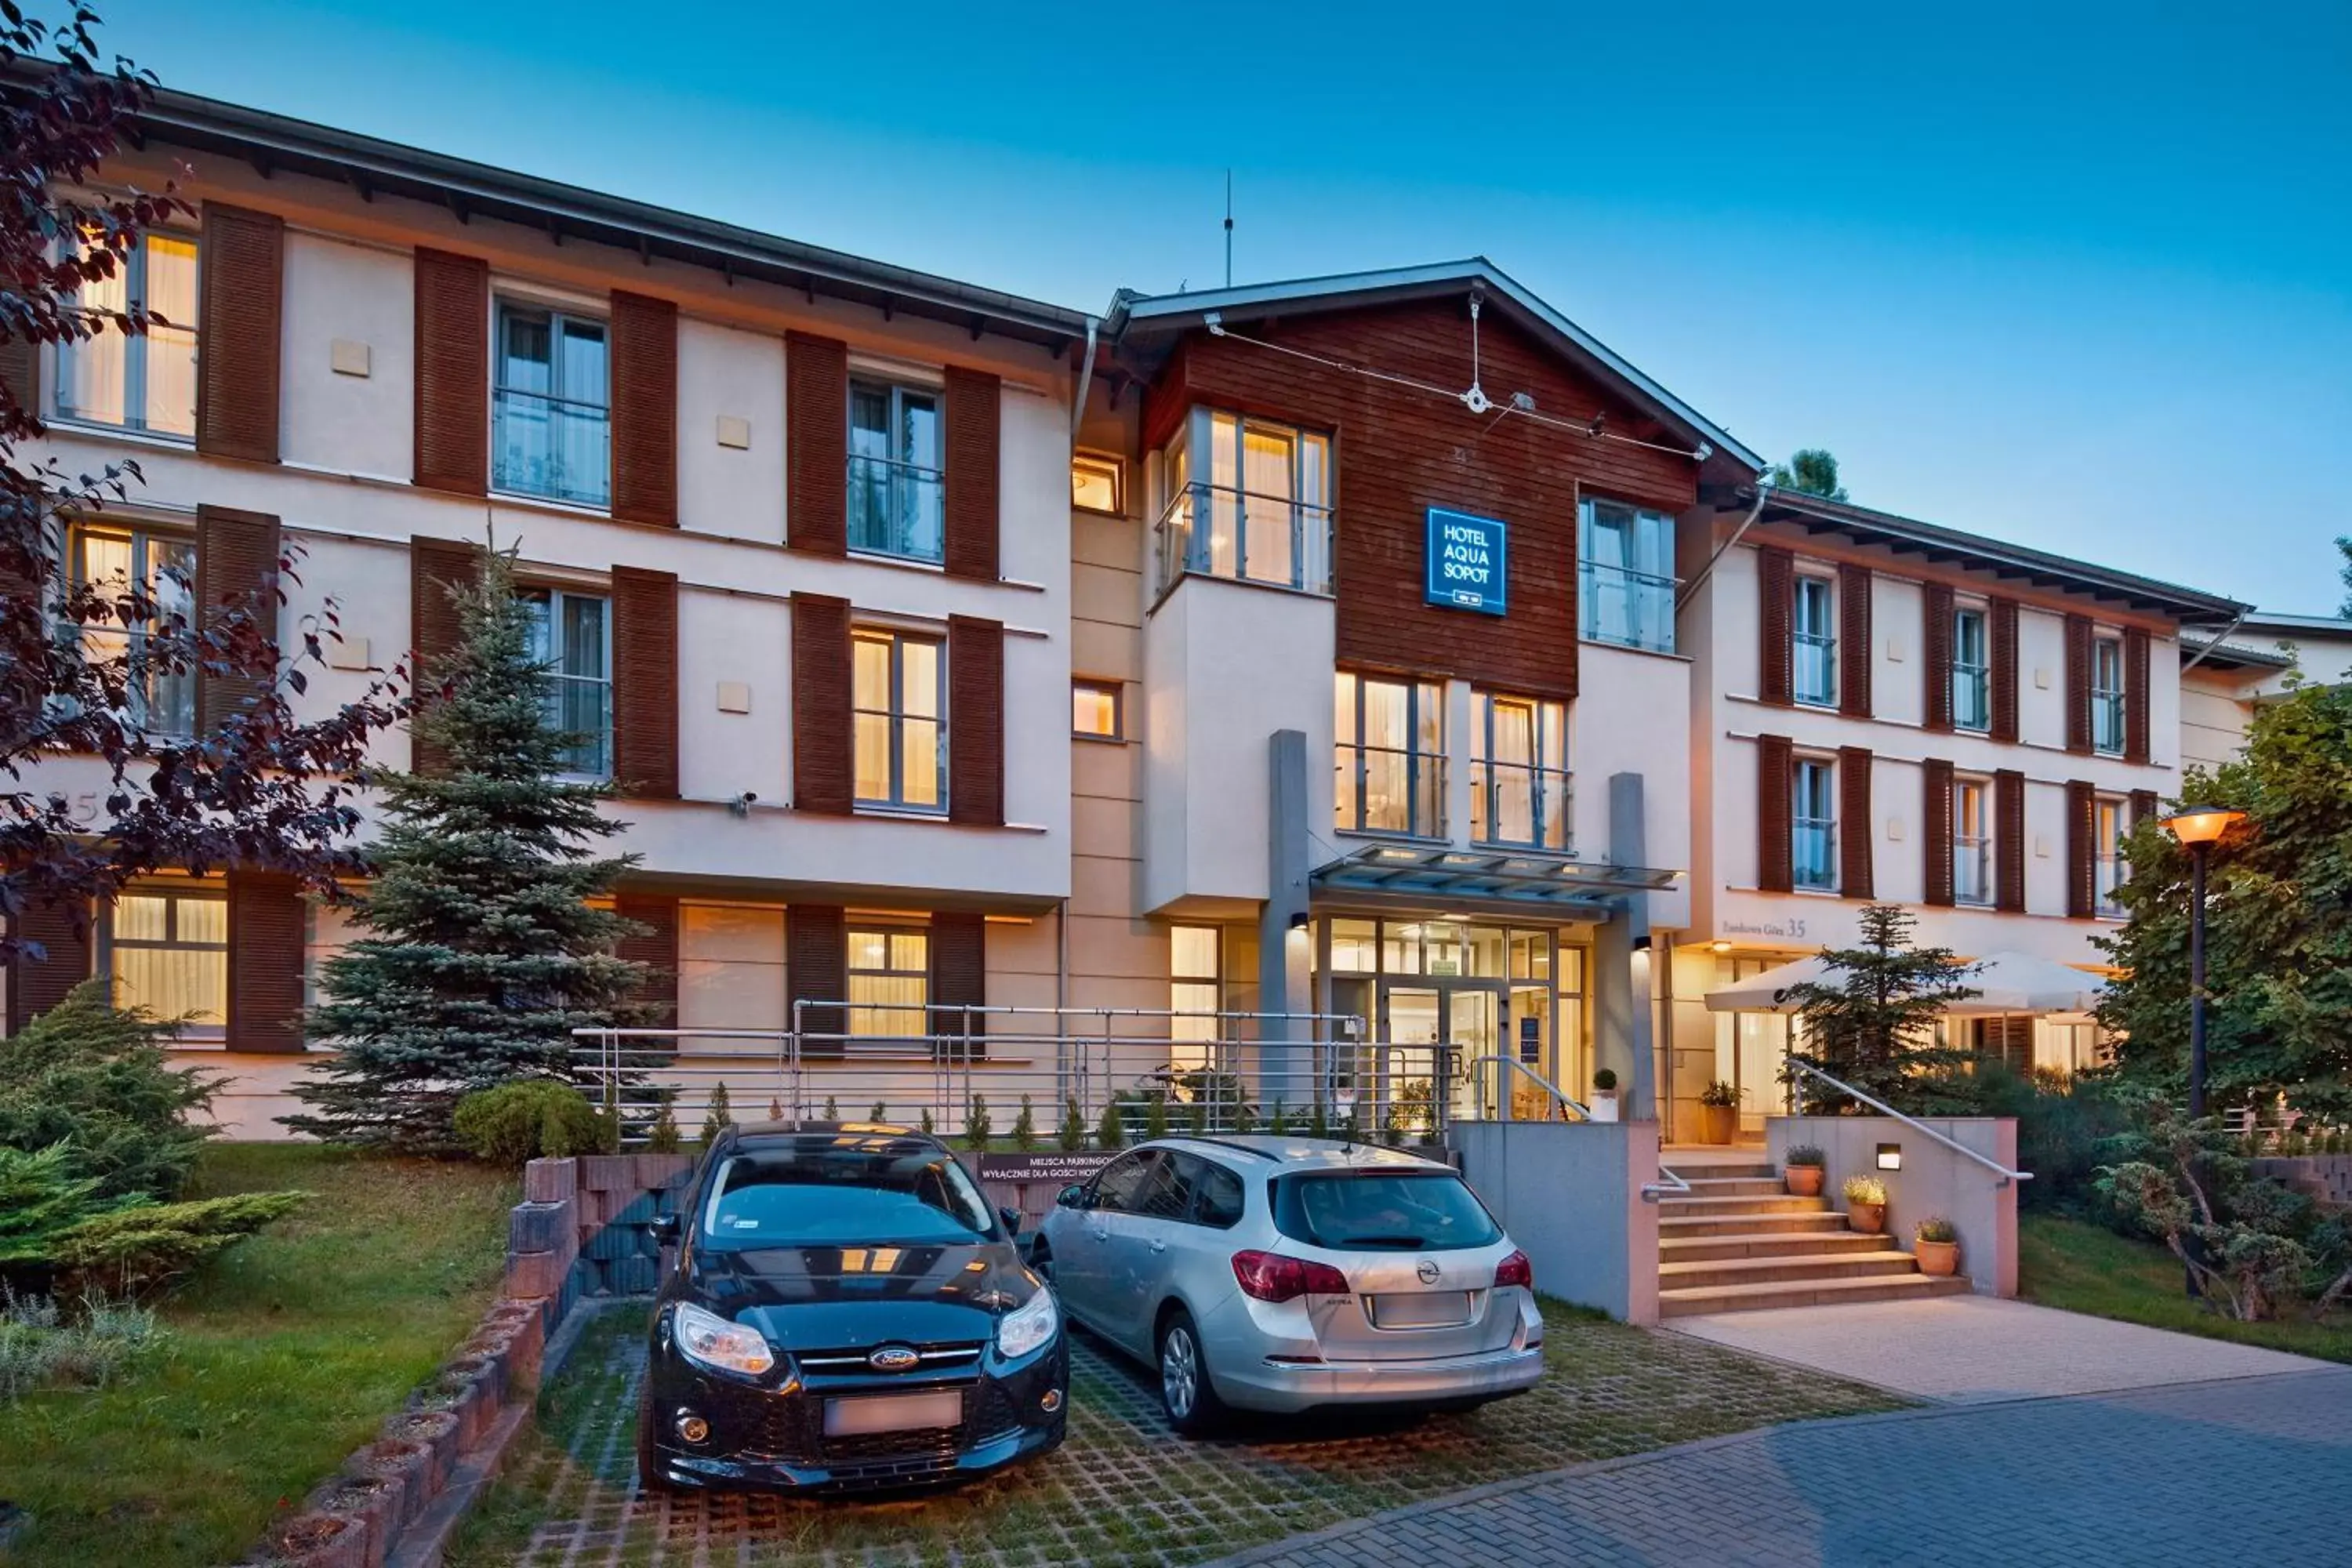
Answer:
1659;1209;1853;1239
1661;1229;1898;1263
1659;1249;1926;1292
1676;1176;1791;1197
1659;1272;1973;1318
1659;1193;1829;1218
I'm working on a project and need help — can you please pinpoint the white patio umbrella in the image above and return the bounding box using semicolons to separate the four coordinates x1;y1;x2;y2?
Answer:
1701;949;2107;1016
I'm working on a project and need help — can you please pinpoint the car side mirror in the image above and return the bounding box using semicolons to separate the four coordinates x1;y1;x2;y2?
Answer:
1056;1185;1089;1210
652;1212;682;1244
998;1205;1024;1236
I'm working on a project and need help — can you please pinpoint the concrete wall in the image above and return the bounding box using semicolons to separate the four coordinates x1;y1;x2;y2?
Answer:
1767;1114;2019;1296
1449;1119;1661;1325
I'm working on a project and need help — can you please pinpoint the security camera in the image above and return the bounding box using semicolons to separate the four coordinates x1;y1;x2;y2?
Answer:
728;791;758;818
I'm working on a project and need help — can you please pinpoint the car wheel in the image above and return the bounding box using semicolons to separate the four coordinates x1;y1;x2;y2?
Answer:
1156;1308;1228;1439
635;1382;674;1496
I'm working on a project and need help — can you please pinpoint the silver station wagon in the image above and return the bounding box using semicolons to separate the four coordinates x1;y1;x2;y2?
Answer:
1035;1135;1544;1434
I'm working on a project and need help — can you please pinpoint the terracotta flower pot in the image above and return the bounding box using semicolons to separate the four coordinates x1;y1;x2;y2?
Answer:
1847;1200;1886;1235
1697;1104;1738;1145
1785;1165;1824;1197
1915;1237;1960;1276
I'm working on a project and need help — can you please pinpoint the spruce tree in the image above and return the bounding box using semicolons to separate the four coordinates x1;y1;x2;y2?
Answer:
285;544;645;1151
1781;904;1978;1113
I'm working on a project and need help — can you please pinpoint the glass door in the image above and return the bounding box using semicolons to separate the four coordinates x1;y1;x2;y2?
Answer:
1448;988;1502;1120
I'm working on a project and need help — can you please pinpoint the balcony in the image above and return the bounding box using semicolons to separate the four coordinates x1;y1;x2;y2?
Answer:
1578;560;1676;653
1153;481;1333;603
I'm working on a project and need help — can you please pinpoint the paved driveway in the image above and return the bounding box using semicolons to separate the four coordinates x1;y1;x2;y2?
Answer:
1214;1366;2352;1567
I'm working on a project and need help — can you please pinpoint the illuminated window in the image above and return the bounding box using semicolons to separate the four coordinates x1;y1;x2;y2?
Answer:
55;231;198;438
848;927;929;1041
1335;671;1444;838
2095;797;2129;914
1955;778;1992;906
1472;691;1570;850
1071;452;1123;514
1072;678;1122;739
69;522;196;737
852;628;945;811
1170;924;1221;1068
1158;408;1332;594
107;887;227;1036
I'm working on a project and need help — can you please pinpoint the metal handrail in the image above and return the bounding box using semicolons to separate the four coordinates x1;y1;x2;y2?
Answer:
1786;1058;2033;1187
1457;1053;1588;1121
1641;1165;1692;1203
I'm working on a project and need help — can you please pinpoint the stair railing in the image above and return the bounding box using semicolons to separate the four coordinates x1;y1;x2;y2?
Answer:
1785;1058;2033;1188
1641;1165;1692;1203
1455;1054;1589;1122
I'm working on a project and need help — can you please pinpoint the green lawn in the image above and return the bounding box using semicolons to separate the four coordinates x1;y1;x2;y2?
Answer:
0;1143;517;1568
2020;1213;2352;1366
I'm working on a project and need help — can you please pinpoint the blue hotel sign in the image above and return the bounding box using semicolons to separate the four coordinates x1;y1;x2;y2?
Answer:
1425;507;1508;615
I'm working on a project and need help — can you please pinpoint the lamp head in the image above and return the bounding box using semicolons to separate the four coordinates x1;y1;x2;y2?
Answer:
2162;805;2245;848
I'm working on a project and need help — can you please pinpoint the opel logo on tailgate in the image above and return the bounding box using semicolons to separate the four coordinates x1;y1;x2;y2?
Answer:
1416;1258;1443;1286
868;1344;920;1372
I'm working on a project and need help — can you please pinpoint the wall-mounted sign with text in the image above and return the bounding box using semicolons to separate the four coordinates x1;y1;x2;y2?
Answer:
1425;507;1508;616
971;1151;1114;1186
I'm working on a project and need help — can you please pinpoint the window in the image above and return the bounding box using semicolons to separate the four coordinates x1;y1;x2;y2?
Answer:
1196;1160;1246;1228
1793;757;1836;890
1072;678;1122;740
1071;452;1123;515
1578;499;1675;652
54;230;198;438
493;301;610;507
1170;924;1220;1069
848;927;930;1041
1793;575;1836;706
2092;634;2125;755
1334;672;1444;838
517;587;611;776
1091;1151;1156;1213
1971;1017;2034;1076
1158;408;1332;595
1953;606;1990;731
852;628;945;811
1472;692;1570;850
1133;1152;1198;1221
1954;778;1991;905
848;381;944;561
70;522;196;737
2095;796;2128;915
106;886;227;1035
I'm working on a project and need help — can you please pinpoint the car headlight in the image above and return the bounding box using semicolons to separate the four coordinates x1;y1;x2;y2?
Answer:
672;1301;775;1377
996;1288;1058;1360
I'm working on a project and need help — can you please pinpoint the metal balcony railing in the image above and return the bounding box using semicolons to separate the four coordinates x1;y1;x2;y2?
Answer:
1152;482;1334;603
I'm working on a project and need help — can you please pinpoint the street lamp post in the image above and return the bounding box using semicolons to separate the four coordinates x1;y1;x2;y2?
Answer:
2161;805;2245;1119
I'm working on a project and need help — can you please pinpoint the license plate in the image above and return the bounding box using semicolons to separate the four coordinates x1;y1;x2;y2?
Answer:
822;1389;964;1436
1367;1291;1472;1329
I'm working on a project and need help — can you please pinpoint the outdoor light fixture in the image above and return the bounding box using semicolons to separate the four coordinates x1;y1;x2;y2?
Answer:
2161;804;2245;847
1711;939;1733;954
2161;805;2246;1121
1875;1143;1903;1171
1287;909;1312;931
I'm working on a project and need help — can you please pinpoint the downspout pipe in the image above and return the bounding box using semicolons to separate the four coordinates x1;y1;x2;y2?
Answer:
1677;480;1773;612
2179;607;2251;676
1070;315;1100;436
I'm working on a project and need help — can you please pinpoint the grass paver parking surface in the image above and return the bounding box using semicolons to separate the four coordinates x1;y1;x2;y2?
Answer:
448;1299;1903;1568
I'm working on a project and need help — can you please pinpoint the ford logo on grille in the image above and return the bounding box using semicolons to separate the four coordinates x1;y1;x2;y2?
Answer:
1416;1258;1443;1286
868;1344;921;1373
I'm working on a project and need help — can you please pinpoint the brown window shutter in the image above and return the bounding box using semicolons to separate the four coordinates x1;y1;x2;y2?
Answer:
790;593;852;814
408;535;484;775
227;870;306;1053
1994;768;2027;913
2129;788;2159;827
1990;597;2020;743
931;909;986;1059
0;322;38;426
947;616;1005;827
1756;546;1794;706
2065;779;2097;918
609;291;678;528
612;565;679;797
1922;757;1955;907
2063;613;2094;754
943;366;1001;581
194;504;282;731
785;332;848;555
1837;746;1874;898
194;202;284;464
615;893;680;1029
1756;733;1793;893
786;902;845;1057
6;898;91;1033
1838;564;1873;718
2125;626;2151;764
412;248;488;495
1922;583;1955;733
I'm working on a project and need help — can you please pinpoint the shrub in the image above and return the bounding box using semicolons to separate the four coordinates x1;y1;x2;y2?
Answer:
645;1092;681;1154
49;1191;308;1298
1915;1215;1958;1244
869;1102;888;1123
451;1081;605;1166
823;1095;840;1123
1700;1080;1740;1109
0;1287;164;1402
0;1144;120;1268
1058;1098;1086;1152
0;979;218;1202
1784;1144;1827;1168
1145;1092;1170;1142
1269;1098;1291;1137
1842;1174;1887;1206
1094;1100;1123;1152
1593;1068;1619;1093
699;1083;734;1146
964;1095;992;1152
919;1108;936;1137
1011;1096;1036;1152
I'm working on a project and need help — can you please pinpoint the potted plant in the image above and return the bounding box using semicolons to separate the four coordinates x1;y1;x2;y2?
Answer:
1697;1080;1740;1144
1590;1067;1620;1123
1914;1215;1960;1276
1783;1143;1826;1197
1842;1174;1888;1235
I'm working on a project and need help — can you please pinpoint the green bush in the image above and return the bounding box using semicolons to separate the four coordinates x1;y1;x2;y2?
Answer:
0;979;218;1203
1094;1100;1123;1152
451;1080;606;1166
1969;1064;2135;1214
1784;1143;1827;1168
1915;1215;1958;1243
964;1095;993;1152
0;1289;165;1402
699;1083;734;1146
1058;1098;1086;1152
49;1192;309;1298
0;1144;121;1267
1011;1096;1036;1152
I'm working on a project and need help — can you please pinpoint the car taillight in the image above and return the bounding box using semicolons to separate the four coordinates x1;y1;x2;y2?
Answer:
1231;1250;1352;1302
1494;1249;1533;1291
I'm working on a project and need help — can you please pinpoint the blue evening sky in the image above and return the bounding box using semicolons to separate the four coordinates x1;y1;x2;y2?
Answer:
109;2;2351;616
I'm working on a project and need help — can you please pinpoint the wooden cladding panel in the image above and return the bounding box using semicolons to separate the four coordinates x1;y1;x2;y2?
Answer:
227;870;305;1053
1989;597;2020;744
1922;582;1955;733
408;535;482;775
194;203;284;463
1757;546;1795;706
609;292;679;528
615;894;680;1028
1922;757;1956;907
1994;768;2027;913
0;321;37;424
612;565;680;797
1838;746;1875;898
1756;734;1794;894
413;249;489;495
1838;564;1873;718
942;366;1000;581
2063;613;2094;755
787;903;846;1054
790;593;852;815
2130;788;2160;827
2125;626;2151;764
194;504;281;730
947;616;1004;827
785;332;848;556
5;898;90;1033
931;910;987;1058
2066;779;2098;919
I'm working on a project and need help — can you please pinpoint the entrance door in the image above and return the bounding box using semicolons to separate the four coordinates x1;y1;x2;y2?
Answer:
1381;982;1508;1122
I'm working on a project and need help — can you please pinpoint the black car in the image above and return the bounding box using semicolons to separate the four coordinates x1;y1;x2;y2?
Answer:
637;1122;1067;1493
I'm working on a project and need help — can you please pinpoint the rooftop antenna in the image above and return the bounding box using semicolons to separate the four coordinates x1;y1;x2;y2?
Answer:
1223;169;1233;289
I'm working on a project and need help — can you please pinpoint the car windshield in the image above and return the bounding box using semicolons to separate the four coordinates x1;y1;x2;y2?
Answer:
1272;1171;1501;1251
700;1138;996;1250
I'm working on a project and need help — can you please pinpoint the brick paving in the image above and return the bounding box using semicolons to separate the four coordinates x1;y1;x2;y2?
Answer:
1214;1367;2352;1567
